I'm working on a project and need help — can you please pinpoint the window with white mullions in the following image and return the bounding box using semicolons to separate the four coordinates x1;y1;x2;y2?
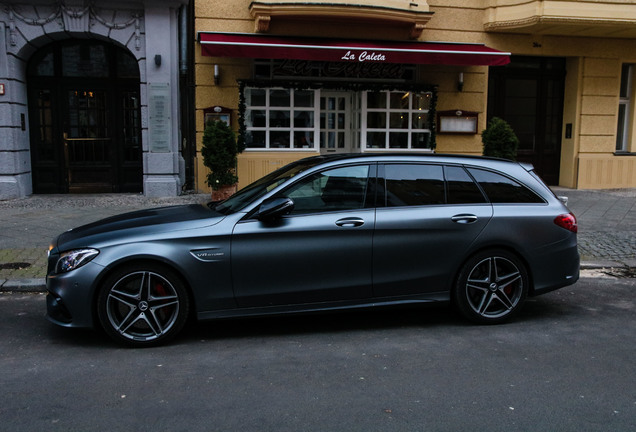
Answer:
617;64;634;153
244;88;319;150
242;87;435;152
362;90;433;151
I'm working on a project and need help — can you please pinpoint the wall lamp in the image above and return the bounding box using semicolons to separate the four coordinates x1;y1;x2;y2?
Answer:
214;64;220;85
457;72;464;92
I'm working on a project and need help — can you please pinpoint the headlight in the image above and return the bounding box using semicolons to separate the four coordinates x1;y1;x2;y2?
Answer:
55;249;99;273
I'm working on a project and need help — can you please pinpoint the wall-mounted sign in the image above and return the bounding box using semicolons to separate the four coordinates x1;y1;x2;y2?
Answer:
0;83;5;95
148;83;172;153
437;110;479;134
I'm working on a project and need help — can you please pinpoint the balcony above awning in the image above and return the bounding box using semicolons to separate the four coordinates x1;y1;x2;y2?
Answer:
198;32;511;67
249;0;434;39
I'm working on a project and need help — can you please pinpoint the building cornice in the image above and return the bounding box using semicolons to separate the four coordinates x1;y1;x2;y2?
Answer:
484;0;636;37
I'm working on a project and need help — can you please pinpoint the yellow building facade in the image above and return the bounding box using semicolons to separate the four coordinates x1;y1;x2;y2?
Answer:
194;0;636;191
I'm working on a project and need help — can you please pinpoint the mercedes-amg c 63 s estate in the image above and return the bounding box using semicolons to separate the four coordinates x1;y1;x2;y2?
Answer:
46;154;579;347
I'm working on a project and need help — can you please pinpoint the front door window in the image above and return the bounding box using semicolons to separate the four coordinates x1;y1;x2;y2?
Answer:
285;165;372;213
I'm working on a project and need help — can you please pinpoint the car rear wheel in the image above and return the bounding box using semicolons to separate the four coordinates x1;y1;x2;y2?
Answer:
454;250;528;324
97;263;189;347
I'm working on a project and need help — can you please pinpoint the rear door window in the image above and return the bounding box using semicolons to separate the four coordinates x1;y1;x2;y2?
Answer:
383;164;445;207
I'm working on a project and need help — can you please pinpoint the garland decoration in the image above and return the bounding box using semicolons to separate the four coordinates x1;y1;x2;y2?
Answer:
237;81;247;153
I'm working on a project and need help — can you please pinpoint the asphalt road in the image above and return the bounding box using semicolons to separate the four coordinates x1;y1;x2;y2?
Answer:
1;274;634;432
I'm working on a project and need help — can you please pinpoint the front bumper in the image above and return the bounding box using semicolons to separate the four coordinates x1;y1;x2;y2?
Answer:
46;261;104;329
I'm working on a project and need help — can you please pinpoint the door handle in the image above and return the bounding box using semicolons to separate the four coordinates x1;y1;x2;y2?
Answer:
451;214;478;224
335;217;365;227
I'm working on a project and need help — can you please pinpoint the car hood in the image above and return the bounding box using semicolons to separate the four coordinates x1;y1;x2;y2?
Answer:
54;203;224;250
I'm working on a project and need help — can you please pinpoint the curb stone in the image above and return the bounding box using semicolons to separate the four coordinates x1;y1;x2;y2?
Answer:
0;278;46;293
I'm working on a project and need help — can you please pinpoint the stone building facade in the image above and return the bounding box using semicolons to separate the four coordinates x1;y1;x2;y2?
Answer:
0;0;188;199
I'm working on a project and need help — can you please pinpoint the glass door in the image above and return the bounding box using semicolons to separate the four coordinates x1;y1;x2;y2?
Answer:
63;89;113;192
320;92;352;154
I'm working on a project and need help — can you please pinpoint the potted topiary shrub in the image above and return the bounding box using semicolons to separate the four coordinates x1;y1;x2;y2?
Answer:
201;120;240;201
482;117;519;160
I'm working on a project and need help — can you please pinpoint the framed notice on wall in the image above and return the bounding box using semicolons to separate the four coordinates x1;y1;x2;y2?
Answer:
204;106;232;126
437;110;479;134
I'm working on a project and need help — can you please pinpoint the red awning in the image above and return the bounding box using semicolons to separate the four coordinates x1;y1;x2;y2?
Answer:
198;32;510;66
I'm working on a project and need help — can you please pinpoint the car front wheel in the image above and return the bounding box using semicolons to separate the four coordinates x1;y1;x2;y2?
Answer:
454;250;528;324
97;263;189;347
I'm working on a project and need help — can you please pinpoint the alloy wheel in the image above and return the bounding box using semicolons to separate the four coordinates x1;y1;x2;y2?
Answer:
98;265;189;346
454;250;528;324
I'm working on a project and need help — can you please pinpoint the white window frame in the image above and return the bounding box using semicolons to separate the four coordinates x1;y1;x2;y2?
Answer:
361;90;434;152
617;64;634;153
244;87;320;151
243;87;435;152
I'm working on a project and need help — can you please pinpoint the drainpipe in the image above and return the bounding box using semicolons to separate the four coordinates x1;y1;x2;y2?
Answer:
179;4;187;76
178;2;195;191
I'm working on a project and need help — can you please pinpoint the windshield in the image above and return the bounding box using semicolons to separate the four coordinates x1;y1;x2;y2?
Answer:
211;158;324;215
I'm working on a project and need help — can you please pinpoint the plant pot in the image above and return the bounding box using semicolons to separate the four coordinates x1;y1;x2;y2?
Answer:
211;184;237;202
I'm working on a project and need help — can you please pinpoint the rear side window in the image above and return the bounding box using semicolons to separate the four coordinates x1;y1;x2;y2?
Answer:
384;164;444;207
467;168;545;203
445;166;487;204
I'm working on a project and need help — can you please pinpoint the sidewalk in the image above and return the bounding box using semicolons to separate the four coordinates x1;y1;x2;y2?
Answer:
1;188;635;292
0;193;209;292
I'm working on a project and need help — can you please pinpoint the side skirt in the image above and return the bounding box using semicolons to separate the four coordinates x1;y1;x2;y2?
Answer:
197;292;450;321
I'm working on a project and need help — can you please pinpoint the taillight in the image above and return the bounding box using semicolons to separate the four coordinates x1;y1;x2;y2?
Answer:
554;213;578;233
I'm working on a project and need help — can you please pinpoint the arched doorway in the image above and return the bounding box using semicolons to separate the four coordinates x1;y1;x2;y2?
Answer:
27;40;142;193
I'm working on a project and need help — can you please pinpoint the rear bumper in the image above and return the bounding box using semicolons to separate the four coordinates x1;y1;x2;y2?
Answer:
529;237;580;296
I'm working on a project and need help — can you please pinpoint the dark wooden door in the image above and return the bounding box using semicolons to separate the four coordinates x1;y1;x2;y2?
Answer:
28;40;142;193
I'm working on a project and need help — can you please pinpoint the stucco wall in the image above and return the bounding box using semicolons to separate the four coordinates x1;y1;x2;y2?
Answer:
194;0;636;190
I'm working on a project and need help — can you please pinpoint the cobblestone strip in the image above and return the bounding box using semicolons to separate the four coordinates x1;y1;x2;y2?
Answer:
0;248;48;279
578;231;636;259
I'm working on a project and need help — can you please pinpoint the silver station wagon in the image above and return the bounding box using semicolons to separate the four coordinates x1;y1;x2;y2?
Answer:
47;154;579;347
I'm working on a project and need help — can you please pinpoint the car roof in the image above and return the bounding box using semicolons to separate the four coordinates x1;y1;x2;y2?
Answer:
302;152;529;168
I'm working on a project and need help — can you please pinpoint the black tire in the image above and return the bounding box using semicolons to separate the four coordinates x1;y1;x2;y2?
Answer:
96;263;190;347
453;249;528;324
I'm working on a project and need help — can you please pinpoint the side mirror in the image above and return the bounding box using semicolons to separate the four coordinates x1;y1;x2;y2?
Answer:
256;197;295;222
